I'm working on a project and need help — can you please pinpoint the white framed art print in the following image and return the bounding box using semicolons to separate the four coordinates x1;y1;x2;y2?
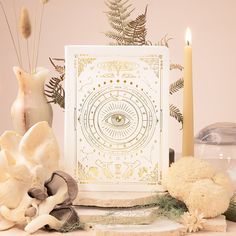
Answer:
65;45;169;192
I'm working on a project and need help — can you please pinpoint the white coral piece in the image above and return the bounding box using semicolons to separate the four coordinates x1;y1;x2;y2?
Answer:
181;210;206;233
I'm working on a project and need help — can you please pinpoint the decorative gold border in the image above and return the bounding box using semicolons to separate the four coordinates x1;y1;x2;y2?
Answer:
74;53;164;186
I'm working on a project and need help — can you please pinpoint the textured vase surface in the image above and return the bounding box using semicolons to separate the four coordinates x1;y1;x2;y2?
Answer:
11;67;53;135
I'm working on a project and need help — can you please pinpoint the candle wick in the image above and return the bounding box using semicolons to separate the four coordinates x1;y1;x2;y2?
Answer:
187;40;190;46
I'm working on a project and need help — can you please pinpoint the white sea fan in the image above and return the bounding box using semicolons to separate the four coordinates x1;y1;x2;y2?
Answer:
181;210;206;233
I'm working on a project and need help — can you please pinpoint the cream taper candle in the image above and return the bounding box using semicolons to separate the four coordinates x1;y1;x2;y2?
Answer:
182;27;194;157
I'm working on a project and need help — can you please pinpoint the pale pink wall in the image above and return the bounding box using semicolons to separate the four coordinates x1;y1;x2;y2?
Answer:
0;0;236;154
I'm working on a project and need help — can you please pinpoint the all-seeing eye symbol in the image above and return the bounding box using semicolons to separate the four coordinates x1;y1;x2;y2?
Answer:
104;113;131;128
80;87;156;153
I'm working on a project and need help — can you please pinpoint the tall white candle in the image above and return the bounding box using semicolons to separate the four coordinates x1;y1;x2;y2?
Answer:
182;27;194;157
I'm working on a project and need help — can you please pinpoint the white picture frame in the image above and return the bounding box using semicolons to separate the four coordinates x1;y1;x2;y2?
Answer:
64;45;169;192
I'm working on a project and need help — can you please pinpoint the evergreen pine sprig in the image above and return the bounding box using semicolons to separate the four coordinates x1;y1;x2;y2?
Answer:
57;222;84;233
154;194;187;220
120;194;187;221
169;78;184;95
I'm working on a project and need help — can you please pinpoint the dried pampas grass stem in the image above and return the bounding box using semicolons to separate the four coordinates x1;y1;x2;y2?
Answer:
13;0;22;67
19;7;31;39
0;1;21;65
35;0;49;70
19;7;32;72
1;0;49;74
32;3;38;74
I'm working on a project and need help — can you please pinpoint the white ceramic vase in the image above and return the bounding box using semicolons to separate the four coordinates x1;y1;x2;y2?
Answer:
11;67;53;135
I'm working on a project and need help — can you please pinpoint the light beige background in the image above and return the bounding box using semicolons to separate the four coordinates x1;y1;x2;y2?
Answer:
0;0;236;154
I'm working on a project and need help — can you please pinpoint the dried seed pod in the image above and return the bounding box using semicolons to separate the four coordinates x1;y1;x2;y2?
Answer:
28;187;48;201
19;7;31;39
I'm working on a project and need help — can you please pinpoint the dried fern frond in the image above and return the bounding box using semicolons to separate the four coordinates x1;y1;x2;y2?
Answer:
109;22;123;32
169;78;184;95
41;0;49;4
104;0;135;45
157;34;172;48
49;57;65;76
46;57;65;108
45;76;65;108
170;104;183;125
170;63;184;71
123;6;147;45
19;7;31;39
105;31;124;43
104;1;184;127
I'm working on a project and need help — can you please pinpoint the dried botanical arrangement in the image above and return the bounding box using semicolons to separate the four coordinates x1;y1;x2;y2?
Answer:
104;0;184;125
46;0;183;125
1;0;53;135
0;0;49;73
45;57;65;108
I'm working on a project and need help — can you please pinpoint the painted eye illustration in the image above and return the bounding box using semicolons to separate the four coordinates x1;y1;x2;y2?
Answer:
104;113;131;128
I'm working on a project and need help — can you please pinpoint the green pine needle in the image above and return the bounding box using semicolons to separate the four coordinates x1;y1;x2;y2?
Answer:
153;194;187;220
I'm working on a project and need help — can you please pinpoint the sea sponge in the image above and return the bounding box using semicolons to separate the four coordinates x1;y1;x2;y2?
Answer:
185;179;230;218
167;157;215;182
166;157;233;218
165;157;215;201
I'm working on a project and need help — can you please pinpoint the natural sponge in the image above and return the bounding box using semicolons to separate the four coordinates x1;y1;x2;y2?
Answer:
185;179;230;218
165;157;215;201
166;157;233;218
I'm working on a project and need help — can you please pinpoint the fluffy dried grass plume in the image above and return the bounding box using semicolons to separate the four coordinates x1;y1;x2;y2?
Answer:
41;0;49;4
19;7;31;39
